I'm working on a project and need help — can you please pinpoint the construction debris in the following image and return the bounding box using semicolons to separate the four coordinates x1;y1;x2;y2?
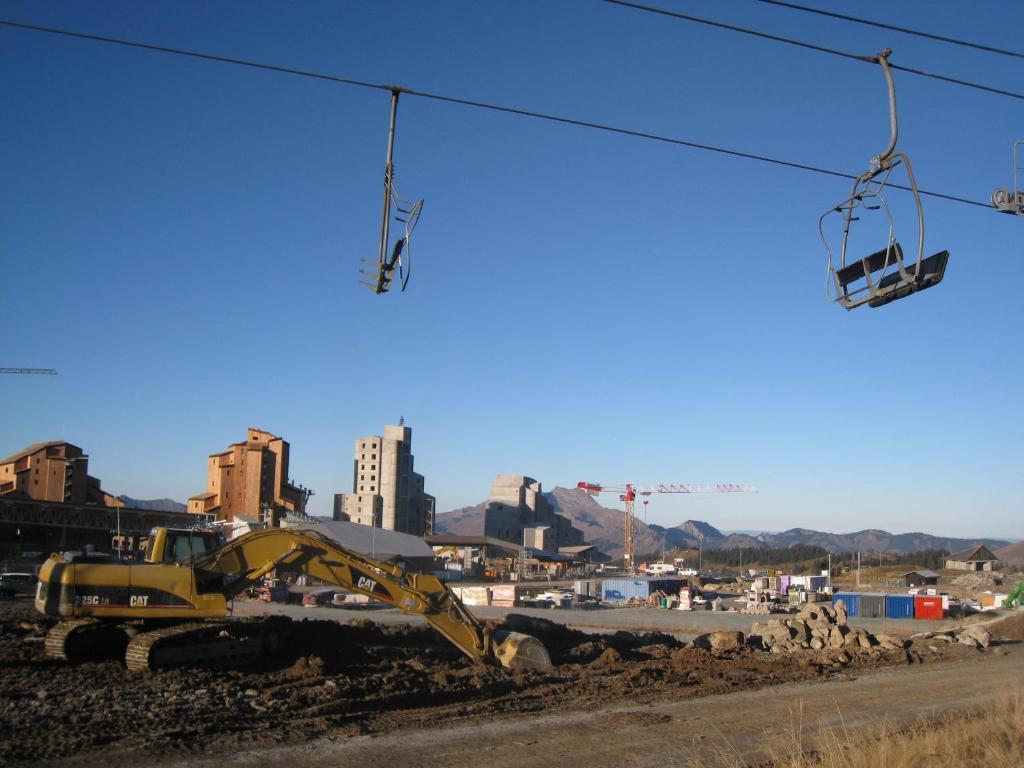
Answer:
748;602;907;655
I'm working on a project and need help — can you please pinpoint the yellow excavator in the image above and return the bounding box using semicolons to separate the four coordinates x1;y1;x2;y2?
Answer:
34;526;551;673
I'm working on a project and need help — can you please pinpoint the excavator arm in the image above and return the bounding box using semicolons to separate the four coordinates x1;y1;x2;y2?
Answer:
189;528;551;671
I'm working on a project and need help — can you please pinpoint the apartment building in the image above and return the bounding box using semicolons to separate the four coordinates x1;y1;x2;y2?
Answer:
187;427;310;523
0;441;122;507
335;422;435;536
483;474;584;550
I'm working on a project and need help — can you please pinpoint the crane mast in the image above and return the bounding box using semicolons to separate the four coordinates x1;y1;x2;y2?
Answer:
576;481;756;573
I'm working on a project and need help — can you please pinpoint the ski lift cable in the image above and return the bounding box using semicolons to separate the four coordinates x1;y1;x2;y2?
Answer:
0;19;992;210
754;0;1024;61
599;0;1024;101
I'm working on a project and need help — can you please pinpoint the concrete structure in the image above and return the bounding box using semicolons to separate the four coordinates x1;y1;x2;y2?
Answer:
187;428;310;524
945;545;999;572
483;474;584;549
0;441;122;507
335;422;435;536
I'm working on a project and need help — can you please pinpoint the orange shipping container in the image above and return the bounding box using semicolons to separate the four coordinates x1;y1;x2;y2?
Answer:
914;595;943;620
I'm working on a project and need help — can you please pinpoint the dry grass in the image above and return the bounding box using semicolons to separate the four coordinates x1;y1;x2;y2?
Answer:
678;691;1024;768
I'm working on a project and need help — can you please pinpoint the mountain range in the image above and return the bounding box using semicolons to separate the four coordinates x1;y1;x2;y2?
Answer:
435;486;1011;559
117;496;187;513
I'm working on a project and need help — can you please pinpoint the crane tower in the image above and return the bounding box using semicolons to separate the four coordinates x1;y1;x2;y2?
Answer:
576;481;756;573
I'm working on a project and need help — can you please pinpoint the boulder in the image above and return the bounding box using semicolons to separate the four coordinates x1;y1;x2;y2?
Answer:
762;622;796;644
833;600;848;626
809;637;825;651
873;634;905;650
709;631;745;652
959;626;992;648
786;620;811;644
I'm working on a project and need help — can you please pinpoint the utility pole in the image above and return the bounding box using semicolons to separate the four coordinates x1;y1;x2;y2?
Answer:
856;552;861;588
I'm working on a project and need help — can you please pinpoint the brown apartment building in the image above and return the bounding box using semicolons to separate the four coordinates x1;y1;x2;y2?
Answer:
187;427;310;523
0;441;123;507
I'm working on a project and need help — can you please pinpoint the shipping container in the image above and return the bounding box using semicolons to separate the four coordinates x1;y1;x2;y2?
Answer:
832;592;861;617
805;575;827;592
490;585;519;607
914;595;943;620
860;593;886;619
574;579;598;597
452;586;490;606
600;577;687;603
885;594;915;619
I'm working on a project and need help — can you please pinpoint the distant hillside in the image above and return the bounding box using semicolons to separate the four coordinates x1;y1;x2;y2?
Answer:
434;486;1010;559
996;540;1024;567
435;501;487;536
117;496;187;513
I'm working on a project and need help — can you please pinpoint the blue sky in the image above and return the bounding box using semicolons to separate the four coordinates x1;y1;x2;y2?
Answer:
2;1;1021;538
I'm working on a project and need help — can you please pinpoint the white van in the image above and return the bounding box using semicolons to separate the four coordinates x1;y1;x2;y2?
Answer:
647;563;677;576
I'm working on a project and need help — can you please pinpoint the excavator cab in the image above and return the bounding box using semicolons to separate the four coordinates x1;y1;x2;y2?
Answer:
143;527;224;564
820;50;950;310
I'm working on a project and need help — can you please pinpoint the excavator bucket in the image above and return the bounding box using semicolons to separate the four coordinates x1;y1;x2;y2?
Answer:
491;630;553;672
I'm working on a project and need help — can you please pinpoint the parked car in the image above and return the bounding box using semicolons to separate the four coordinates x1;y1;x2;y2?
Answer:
0;572;37;596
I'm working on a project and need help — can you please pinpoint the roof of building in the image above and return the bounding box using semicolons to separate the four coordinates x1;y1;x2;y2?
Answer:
904;569;940;579
523;548;573;563
425;534;526;555
948;545;999;563
0;441;75;464
284;519;434;560
188;492;217;500
559;545;597;555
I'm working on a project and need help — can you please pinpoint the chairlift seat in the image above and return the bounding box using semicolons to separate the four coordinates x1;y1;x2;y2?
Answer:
868;250;949;308
834;243;904;289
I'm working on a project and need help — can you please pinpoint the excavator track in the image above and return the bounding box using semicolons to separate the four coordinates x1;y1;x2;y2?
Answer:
124;621;270;673
45;618;99;661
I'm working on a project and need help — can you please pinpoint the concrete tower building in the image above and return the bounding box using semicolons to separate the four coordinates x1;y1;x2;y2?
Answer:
335;422;435;536
484;474;584;550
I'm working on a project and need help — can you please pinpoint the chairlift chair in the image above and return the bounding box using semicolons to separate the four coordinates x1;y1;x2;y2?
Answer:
820;50;950;310
360;89;425;294
991;140;1024;216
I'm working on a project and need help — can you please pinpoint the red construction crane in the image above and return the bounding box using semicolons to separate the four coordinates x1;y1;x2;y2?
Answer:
576;481;757;572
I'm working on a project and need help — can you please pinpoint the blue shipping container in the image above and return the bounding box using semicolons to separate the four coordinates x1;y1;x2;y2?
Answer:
601;577;685;603
885;594;915;619
832;592;861;617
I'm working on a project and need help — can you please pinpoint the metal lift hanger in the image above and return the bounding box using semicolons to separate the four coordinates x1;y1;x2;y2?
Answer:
992;140;1024;216
360;89;425;294
819;49;949;310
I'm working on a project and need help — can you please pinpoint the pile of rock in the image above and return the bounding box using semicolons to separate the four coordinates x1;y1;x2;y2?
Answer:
910;624;992;649
747;601;905;655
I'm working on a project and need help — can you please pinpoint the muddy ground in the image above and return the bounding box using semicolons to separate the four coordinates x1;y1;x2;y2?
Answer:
0;601;1012;766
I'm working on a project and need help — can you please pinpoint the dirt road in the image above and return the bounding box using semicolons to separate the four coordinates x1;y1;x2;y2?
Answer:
140;648;1024;768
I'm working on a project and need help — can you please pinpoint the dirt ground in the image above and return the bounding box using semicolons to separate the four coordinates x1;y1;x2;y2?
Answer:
0;601;1017;767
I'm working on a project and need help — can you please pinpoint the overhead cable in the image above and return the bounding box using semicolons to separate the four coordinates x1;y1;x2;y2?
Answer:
599;0;1024;101
755;0;1024;60
0;19;990;210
